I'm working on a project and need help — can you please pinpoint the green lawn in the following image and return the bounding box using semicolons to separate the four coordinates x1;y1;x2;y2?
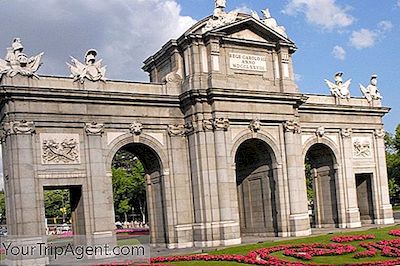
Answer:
162;225;400;265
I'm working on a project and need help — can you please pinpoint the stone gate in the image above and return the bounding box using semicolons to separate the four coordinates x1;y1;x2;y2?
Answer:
0;2;394;251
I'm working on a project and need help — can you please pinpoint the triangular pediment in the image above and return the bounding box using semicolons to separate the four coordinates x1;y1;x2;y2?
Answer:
229;28;268;43
211;17;295;45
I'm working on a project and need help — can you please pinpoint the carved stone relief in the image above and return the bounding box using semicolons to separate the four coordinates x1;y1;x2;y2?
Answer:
130;122;143;135
40;133;80;164
353;137;372;158
249;119;261;132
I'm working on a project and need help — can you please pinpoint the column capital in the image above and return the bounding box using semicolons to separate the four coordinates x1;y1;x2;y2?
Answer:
168;124;186;137
374;128;385;139
341;128;352;138
213;118;230;131
283;120;301;134
3;120;36;136
84;122;104;136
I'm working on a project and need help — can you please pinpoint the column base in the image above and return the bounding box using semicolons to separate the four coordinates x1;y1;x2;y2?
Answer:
289;213;312;237
172;224;194;249
345;208;361;228
193;221;241;248
377;204;394;225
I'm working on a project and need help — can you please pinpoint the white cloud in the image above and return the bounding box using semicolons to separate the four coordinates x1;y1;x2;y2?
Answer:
282;0;354;30
349;29;378;49
332;45;346;60
349;20;393;50
0;0;196;81
377;20;393;33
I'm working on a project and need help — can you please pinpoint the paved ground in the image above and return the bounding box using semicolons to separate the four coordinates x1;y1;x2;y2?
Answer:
152;220;400;257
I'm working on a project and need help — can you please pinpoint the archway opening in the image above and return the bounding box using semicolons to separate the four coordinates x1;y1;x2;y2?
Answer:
111;143;166;245
235;138;278;236
305;143;339;228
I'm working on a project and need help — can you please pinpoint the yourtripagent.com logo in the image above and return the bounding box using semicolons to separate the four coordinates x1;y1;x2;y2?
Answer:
0;235;150;265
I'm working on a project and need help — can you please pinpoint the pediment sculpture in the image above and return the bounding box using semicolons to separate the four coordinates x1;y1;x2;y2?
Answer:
202;0;238;33
360;75;382;103
67;49;106;83
252;8;288;38
325;72;351;99
0;38;43;79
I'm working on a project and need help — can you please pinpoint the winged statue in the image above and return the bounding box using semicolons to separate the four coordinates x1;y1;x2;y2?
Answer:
0;38;43;79
67;49;106;83
325;72;351;99
360;74;382;103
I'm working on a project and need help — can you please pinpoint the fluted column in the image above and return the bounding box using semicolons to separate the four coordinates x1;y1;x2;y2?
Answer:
283;120;311;236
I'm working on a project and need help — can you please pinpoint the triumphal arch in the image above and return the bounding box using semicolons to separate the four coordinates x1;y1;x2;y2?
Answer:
0;1;394;250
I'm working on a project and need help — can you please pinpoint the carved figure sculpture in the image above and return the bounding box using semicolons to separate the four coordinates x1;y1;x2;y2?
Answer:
68;49;106;83
215;0;226;9
0;38;43;79
203;0;238;33
360;74;382;103
325;72;351;99
261;9;288;37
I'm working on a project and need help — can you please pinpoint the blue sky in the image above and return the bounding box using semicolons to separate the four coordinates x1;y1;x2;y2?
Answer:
0;0;399;132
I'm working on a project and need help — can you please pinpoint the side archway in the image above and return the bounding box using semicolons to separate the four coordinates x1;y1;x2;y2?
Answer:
303;139;340;228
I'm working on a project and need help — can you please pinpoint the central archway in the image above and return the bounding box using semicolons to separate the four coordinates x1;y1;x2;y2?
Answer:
305;143;339;228
235;138;278;236
111;142;167;245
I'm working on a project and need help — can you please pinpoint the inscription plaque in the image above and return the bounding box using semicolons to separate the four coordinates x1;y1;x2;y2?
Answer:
229;52;266;72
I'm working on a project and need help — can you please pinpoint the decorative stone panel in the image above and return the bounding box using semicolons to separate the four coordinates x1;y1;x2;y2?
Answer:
352;137;372;159
40;133;81;164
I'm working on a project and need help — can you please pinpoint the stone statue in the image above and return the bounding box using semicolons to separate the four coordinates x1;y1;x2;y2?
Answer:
203;0;238;33
251;10;260;20
67;49;106;83
261;9;288;38
0;38;43;79
325;72;351;99
360;74;382;103
215;0;226;9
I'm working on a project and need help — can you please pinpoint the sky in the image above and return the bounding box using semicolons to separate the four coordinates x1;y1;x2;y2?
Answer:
0;0;399;135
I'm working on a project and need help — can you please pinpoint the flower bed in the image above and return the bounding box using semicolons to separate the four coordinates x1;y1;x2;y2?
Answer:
142;228;400;265
331;234;375;243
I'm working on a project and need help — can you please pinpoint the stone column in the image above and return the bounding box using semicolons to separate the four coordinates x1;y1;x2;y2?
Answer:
340;128;362;228
2;121;47;265
84;122;116;247
213;118;241;246
374;129;394;224
187;118;217;247
283;120;311;236
167;124;194;248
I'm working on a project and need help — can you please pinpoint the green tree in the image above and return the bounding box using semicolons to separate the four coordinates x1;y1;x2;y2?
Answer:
386;125;400;203
112;149;146;223
44;189;71;223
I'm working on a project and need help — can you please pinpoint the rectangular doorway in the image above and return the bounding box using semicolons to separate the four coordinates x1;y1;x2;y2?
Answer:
355;173;375;224
43;186;85;236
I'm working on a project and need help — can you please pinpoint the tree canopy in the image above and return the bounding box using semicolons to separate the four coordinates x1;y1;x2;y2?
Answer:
386;125;400;203
112;149;147;222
